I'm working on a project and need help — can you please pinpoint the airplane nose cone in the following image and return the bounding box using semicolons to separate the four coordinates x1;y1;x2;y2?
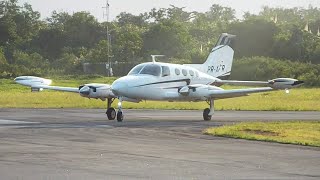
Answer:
111;80;128;96
79;86;90;96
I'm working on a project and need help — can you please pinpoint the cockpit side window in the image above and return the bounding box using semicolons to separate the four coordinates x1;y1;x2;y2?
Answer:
161;66;170;77
128;64;145;75
140;64;161;76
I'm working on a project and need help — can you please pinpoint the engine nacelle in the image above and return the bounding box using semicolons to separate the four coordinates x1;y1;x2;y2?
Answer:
178;84;223;100
79;84;115;100
268;78;304;90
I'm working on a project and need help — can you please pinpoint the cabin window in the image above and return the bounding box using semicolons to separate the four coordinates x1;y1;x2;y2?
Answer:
140;64;161;76
189;70;194;76
162;66;170;77
175;68;180;75
182;69;188;76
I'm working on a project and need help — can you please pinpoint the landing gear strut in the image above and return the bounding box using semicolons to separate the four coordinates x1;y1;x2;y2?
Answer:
116;97;124;122
106;98;116;120
203;99;214;121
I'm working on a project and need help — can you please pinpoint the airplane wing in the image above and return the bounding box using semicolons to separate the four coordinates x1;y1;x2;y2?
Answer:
180;84;275;100
217;80;269;87
31;85;79;93
208;87;274;99
14;76;115;100
217;78;304;90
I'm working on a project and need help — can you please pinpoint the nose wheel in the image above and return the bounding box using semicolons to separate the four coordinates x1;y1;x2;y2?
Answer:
116;97;124;122
117;111;123;122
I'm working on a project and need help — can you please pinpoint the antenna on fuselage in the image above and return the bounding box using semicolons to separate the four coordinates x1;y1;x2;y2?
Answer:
151;55;165;63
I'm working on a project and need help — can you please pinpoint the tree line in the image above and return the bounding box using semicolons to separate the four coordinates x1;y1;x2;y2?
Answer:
0;0;320;86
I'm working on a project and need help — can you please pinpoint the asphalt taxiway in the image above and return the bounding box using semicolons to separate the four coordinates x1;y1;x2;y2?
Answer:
0;109;319;179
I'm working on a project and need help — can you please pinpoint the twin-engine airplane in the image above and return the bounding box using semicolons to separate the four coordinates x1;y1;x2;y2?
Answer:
15;33;304;122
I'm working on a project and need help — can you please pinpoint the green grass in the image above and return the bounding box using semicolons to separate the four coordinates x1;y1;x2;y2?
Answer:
204;121;320;147
1;77;320;111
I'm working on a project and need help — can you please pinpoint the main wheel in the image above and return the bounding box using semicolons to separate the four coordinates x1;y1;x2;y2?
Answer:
106;108;116;120
203;108;212;121
117;111;123;122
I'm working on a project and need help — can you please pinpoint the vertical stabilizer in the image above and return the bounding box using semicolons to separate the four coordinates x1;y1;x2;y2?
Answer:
185;33;236;79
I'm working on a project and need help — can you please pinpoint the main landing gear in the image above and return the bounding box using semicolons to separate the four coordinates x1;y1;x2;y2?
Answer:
106;98;116;120
203;99;214;121
105;98;124;122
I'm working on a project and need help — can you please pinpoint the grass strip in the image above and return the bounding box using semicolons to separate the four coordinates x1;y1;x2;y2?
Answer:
204;121;320;147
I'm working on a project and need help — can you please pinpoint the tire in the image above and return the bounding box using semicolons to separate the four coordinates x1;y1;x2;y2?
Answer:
117;111;123;122
106;108;116;120
203;108;212;121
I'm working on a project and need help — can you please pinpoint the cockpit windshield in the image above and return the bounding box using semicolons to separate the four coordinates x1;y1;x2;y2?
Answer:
128;64;145;75
140;64;161;76
128;64;161;76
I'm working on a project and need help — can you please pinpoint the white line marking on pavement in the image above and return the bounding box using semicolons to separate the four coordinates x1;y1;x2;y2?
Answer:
0;119;38;125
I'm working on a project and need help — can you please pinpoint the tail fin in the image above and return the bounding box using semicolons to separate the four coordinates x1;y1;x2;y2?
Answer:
185;33;236;79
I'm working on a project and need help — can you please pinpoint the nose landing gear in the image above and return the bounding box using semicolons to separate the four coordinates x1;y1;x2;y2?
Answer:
116;97;123;122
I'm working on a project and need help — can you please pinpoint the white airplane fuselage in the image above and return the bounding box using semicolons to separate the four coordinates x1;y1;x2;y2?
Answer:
111;62;223;102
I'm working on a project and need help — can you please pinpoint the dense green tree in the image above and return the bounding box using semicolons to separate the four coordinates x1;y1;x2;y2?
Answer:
116;12;147;27
310;41;320;64
31;28;67;60
167;5;193;22
85;40;109;63
228;18;278;58
231;56;320;86
147;8;167;22
113;24;144;62
143;20;193;59
0;0;20;47
206;4;235;23
0;47;7;65
63;12;104;48
13;50;48;69
53;52;82;73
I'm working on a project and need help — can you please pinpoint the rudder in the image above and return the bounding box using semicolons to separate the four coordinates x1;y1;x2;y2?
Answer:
185;33;236;79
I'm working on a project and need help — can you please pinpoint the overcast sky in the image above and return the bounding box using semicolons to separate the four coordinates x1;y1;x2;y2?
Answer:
18;0;320;21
